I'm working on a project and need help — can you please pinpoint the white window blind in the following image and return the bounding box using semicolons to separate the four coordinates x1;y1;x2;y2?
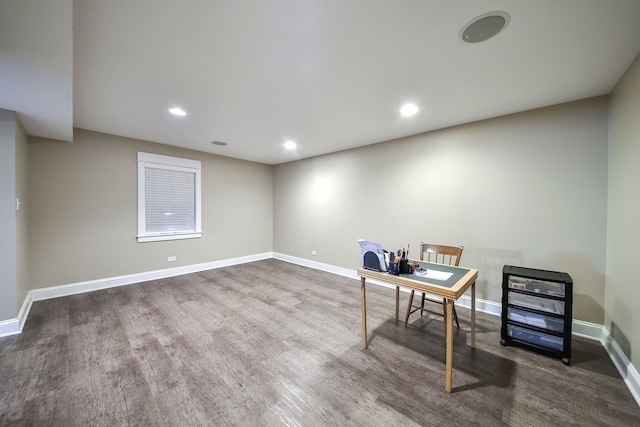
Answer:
137;152;202;242
145;167;196;232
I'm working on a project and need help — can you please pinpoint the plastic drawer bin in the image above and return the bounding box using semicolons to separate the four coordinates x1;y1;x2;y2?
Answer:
508;275;565;297
507;324;564;352
508;292;564;315
502;265;573;364
507;307;565;333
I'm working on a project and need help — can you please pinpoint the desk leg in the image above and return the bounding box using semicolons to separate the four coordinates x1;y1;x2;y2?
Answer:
361;277;368;349
395;286;400;321
471;280;476;349
445;298;454;393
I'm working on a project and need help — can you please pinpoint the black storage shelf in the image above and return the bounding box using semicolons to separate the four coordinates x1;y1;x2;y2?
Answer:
500;265;573;365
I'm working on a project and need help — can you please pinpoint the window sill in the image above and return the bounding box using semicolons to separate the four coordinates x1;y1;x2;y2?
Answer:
137;232;202;243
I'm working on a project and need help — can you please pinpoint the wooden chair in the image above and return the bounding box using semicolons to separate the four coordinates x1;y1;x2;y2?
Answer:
405;243;464;329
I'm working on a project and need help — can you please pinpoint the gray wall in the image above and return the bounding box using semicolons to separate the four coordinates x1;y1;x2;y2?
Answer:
15;116;29;312
607;52;640;368
0;109;18;320
0;109;28;320
274;97;609;324
27;129;273;290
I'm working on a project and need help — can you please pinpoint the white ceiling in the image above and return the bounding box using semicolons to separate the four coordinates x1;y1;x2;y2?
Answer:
0;0;73;142
2;1;640;165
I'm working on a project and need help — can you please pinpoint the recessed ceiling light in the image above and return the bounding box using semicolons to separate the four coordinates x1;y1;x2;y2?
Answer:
459;11;510;44
169;107;186;116
400;103;419;117
283;140;297;150
211;141;228;146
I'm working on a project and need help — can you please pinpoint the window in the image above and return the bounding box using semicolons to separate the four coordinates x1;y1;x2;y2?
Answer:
137;152;202;243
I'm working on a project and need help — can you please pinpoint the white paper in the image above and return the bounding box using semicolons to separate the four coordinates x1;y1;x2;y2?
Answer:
525;313;547;328
414;269;454;281
357;239;384;254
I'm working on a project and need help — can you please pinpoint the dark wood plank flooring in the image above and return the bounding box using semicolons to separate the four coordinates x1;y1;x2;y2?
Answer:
1;259;639;426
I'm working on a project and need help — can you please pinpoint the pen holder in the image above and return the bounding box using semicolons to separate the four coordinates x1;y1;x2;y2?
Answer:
398;259;413;274
388;262;398;275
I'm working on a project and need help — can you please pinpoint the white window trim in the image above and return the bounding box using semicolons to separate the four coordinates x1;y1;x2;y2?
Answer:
137;152;202;243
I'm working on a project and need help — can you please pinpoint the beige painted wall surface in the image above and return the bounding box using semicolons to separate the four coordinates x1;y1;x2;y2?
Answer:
15;118;29;312
274;97;608;324
0;110;18;320
27;129;273;290
606;52;640;367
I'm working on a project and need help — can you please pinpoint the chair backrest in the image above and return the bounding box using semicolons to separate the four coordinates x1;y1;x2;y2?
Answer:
419;243;464;266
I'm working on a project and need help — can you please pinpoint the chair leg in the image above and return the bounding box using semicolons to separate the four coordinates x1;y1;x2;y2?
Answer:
408;294;460;329
452;304;460;329
404;290;415;326
442;298;460;329
442;299;448;336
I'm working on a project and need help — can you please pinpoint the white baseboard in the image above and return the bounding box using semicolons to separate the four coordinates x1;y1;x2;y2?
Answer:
273;252;359;280
0;252;272;337
602;327;640;407
572;318;604;341
2;252;639;407
0;318;20;337
29;252;272;302
0;291;33;337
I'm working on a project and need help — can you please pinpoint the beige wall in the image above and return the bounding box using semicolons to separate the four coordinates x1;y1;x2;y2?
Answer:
274;97;609;324
27;129;273;290
15;117;29;312
0;109;18;320
0;109;28;320
607;52;640;367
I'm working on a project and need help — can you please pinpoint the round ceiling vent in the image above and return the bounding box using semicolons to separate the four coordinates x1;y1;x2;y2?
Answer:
211;141;228;146
459;11;510;44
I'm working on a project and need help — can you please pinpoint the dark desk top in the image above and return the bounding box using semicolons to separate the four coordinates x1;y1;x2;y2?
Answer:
401;261;470;289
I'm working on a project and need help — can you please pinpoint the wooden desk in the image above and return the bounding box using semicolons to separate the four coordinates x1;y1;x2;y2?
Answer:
357;262;478;393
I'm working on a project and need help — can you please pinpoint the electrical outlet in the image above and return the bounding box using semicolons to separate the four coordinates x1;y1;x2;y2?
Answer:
168;256;177;262
311;251;317;256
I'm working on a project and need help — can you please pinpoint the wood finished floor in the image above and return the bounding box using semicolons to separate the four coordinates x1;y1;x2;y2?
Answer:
1;259;639;426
